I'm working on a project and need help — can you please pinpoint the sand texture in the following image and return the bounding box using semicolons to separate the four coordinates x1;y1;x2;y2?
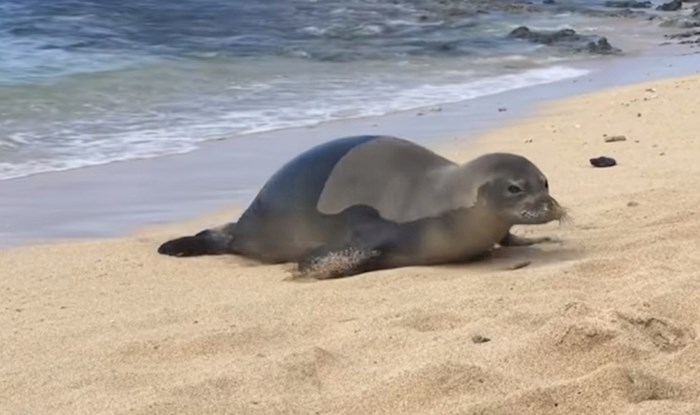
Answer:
4;75;700;414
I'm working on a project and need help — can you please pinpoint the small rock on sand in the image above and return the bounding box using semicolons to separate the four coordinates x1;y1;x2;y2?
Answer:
508;261;532;270
604;135;627;143
472;335;491;344
590;156;617;167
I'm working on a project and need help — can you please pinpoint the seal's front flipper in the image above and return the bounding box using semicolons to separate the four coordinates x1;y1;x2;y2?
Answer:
296;244;383;279
157;227;234;257
499;232;556;247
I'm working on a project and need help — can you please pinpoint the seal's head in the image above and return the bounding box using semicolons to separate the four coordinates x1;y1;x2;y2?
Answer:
470;153;567;225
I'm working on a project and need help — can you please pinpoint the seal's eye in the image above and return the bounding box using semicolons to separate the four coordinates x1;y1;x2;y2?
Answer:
507;185;522;194
544;179;549;189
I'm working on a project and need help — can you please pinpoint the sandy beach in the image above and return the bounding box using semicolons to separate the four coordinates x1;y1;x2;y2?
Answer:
4;71;700;414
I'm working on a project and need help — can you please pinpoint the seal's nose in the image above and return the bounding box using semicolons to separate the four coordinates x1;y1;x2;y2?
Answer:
529;195;562;221
544;196;566;221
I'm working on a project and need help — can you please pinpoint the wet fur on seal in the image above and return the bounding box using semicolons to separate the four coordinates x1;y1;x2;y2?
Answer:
158;135;567;279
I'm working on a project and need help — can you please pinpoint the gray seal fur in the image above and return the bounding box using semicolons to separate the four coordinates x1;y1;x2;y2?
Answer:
157;135;567;279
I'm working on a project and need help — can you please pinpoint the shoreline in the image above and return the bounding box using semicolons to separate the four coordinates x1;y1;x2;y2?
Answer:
1;41;700;248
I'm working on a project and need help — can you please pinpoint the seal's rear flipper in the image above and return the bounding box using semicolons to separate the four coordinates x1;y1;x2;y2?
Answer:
157;227;234;257
296;244;384;279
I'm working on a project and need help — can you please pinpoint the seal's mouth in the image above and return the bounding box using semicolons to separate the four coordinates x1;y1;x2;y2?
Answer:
518;196;569;225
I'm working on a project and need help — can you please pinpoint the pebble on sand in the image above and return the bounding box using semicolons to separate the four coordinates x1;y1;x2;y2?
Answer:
604;135;627;143
590;156;617;167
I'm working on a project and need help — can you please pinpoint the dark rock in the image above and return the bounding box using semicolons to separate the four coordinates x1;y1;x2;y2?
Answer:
590;156;617;167
665;29;700;39
583;37;617;54
659;16;700;28
657;0;683;10
580;8;647;18
507;26;622;55
661;2;700;28
543;0;556;4
665;29;700;44
604;0;652;8
508;26;575;44
472;335;491;344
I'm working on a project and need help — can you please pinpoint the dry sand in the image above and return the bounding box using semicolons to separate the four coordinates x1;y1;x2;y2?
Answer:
3;74;700;414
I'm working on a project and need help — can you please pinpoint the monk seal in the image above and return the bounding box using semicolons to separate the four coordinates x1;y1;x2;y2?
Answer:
157;135;567;279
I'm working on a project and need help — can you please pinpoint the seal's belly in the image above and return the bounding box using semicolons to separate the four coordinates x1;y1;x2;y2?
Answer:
413;220;507;264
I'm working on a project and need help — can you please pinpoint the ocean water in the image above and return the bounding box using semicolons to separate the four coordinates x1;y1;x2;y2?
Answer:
0;0;681;180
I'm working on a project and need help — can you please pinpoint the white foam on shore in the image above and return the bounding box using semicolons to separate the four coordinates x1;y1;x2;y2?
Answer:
0;65;588;181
